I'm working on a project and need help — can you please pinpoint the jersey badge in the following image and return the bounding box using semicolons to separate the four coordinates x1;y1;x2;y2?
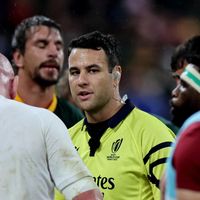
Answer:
107;138;123;161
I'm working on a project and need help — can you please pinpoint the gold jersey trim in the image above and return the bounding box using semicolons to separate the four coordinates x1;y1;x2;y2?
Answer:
15;93;57;112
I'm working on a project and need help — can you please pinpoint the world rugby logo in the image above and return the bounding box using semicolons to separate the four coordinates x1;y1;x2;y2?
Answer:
111;138;123;153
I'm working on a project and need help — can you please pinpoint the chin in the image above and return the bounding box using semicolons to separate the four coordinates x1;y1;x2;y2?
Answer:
79;103;95;112
76;101;88;110
34;75;58;86
79;105;91;112
45;76;59;82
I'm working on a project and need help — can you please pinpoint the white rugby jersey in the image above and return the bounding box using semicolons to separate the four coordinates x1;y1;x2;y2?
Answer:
0;95;96;200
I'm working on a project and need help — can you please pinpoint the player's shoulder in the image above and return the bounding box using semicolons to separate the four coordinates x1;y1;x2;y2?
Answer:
8;97;58;121
129;107;175;138
131;107;167;126
69;119;84;130
69;119;84;134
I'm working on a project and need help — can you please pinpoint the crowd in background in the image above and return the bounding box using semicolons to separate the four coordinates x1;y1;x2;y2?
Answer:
1;0;200;119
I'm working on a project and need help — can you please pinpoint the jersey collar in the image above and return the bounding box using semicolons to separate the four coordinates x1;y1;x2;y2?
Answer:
83;99;135;156
15;93;58;112
84;98;135;129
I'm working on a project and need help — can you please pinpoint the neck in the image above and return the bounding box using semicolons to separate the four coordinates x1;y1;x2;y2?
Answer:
85;98;124;123
17;74;55;108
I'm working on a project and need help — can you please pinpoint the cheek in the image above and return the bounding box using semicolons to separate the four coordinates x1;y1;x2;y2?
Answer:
23;53;38;67
59;52;64;62
189;92;200;104
179;92;191;106
68;79;76;94
96;78;113;94
24;60;36;73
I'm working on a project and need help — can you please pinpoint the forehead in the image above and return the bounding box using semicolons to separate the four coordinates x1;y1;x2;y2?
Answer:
26;25;63;42
180;64;200;92
68;48;108;68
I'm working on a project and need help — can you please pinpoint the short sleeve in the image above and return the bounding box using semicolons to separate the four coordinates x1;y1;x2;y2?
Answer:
39;110;95;198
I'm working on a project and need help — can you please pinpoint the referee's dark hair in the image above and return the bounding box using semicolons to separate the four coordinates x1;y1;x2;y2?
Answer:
67;31;122;72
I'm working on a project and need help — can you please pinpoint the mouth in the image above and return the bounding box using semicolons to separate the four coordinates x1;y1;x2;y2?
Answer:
170;101;179;115
40;61;60;71
78;91;92;101
170;101;175;112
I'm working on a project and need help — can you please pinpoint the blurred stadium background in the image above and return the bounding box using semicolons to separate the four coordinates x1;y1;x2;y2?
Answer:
1;0;200;120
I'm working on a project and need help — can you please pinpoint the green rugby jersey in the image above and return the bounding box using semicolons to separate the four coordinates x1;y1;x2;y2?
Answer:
15;94;83;129
69;100;175;200
54;97;83;128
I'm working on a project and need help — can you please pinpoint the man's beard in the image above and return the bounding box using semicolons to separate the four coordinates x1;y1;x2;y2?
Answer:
32;60;62;87
33;75;59;87
32;65;62;88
